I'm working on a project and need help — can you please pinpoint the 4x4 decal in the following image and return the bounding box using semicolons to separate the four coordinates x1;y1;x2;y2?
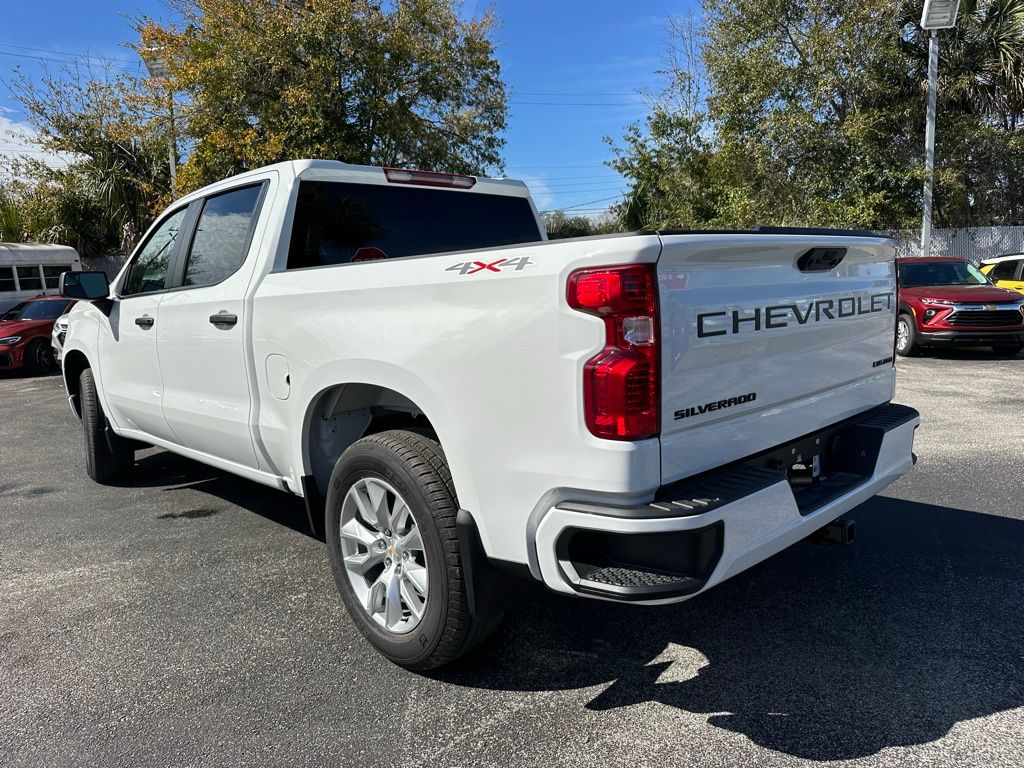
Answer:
446;257;533;276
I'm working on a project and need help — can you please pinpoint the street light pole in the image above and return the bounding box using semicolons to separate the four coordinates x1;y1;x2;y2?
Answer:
919;0;961;257
921;29;938;258
140;47;176;196
167;96;177;195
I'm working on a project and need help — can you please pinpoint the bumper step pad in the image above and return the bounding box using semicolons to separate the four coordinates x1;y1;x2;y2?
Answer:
576;564;703;600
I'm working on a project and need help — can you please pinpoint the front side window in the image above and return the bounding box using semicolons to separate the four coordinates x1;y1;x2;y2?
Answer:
121;208;188;296
183;185;263;287
989;260;1022;281
286;180;542;270
0;266;15;292
16;266;42;291
898;261;989;288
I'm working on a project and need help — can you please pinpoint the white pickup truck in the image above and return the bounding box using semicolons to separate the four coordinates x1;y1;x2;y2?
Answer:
59;160;919;669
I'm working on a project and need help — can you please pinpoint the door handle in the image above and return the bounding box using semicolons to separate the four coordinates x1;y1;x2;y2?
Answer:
209;312;238;328
134;315;154;329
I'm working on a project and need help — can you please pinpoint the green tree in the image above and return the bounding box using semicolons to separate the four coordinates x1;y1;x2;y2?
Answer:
7;64;172;256
137;0;508;190
901;0;1024;225
611;1;1024;231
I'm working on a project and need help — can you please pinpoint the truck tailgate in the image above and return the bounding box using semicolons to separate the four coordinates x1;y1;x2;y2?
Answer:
657;233;897;485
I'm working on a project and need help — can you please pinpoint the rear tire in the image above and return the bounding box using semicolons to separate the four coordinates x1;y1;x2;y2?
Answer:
80;368;134;484
24;338;54;375
895;314;920;357
325;430;500;670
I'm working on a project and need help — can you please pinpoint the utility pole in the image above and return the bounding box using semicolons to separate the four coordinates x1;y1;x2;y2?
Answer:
919;0;961;257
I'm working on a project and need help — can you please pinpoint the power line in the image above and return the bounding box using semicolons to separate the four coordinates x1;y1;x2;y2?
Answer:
511;100;642;106
536;184;622;193
0;42;138;65
520;173;620;181
541;194;624;213
0;49;140;72
514;91;637;97
508;162;613;169
540;180;625;189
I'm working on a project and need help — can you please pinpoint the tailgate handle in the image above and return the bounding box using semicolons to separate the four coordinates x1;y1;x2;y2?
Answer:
797;247;847;272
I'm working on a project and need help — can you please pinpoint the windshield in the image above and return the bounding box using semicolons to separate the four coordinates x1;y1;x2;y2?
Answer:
898;261;990;288
1;299;71;321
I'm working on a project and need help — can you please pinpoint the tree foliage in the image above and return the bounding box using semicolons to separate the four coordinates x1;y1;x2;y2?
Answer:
137;0;507;190
611;0;1024;231
5;65;170;256
4;0;508;254
542;210;618;239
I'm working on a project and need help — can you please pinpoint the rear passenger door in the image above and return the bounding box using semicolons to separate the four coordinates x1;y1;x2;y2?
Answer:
157;181;269;469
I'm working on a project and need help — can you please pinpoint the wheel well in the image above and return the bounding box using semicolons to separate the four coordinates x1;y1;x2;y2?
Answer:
305;383;437;497
62;350;90;419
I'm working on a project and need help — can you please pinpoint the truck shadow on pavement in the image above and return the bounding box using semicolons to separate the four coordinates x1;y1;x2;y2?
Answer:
439;497;1024;761
127;451;313;537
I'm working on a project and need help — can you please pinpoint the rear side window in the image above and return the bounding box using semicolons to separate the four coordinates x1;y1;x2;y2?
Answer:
42;264;72;288
183;184;263;287
0;266;15;292
286;180;542;270
16;266;42;291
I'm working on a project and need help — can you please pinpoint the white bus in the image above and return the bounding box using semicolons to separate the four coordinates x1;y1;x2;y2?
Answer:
0;243;82;314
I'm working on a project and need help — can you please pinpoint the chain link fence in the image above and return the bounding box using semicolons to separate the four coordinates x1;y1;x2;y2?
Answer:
889;227;1024;264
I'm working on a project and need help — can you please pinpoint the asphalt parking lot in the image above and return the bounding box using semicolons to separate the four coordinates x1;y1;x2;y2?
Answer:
2;352;1023;768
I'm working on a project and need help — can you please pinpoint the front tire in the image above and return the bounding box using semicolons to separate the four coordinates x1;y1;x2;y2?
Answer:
24;338;54;375
325;430;500;670
895;314;920;357
80;368;134;484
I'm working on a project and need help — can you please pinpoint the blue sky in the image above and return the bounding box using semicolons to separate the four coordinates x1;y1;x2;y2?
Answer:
0;0;694;213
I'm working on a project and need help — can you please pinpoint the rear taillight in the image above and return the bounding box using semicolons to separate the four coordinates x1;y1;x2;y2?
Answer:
567;264;659;440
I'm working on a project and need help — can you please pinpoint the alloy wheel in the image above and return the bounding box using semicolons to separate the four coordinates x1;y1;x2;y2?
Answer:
896;318;910;353
339;476;428;634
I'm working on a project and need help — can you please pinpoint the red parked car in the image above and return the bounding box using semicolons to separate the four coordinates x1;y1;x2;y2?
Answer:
896;256;1024;356
0;295;75;374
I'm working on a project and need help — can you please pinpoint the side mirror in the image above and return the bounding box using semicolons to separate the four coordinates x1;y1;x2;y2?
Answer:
59;271;110;301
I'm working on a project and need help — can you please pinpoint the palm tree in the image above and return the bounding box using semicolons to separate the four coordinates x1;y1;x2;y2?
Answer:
903;0;1024;129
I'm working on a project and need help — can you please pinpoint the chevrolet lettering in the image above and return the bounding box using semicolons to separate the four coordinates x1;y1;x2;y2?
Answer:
697;292;894;338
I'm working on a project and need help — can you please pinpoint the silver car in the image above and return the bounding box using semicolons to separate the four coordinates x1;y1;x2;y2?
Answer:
51;312;70;364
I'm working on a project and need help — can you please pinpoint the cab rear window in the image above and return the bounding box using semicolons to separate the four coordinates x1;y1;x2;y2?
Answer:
286;180;541;270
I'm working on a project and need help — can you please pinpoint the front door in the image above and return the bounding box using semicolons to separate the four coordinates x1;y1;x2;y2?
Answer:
989;259;1024;292
157;183;267;469
97;207;188;441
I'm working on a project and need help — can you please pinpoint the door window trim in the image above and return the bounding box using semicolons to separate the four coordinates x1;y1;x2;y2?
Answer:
166;181;269;292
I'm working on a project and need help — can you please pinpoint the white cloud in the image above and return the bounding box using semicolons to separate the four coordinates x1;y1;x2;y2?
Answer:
0;115;72;173
514;173;556;211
